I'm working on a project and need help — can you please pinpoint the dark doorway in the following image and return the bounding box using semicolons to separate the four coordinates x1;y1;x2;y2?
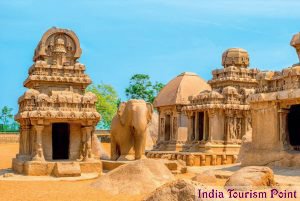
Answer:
198;112;204;141
165;115;171;141
287;105;300;148
52;123;70;160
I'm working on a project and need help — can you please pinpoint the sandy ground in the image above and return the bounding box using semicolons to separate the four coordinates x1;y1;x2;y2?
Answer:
0;143;207;201
0;143;298;201
0;143;143;201
0;143;18;169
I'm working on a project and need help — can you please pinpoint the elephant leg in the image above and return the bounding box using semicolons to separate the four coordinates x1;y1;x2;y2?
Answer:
110;137;119;161
134;134;146;160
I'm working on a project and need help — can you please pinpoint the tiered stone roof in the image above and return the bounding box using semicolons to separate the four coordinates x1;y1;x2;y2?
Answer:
183;48;258;112
15;27;100;122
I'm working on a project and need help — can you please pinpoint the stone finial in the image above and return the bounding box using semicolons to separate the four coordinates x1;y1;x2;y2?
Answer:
222;48;249;68
33;27;82;65
290;32;300;62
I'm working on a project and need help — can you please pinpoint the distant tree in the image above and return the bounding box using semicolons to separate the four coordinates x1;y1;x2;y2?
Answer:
87;83;119;129
0;106;13;126
125;74;164;103
0;106;16;132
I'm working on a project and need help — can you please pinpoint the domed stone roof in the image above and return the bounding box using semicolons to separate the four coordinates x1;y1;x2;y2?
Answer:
222;48;249;68
153;72;211;107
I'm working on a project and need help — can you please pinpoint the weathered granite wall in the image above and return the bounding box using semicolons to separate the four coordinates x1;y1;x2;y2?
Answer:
0;133;19;143
0;130;111;144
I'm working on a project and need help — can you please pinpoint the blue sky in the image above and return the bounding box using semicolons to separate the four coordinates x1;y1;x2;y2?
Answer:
0;0;300;113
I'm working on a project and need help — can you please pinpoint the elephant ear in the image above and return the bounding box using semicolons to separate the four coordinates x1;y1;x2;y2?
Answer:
146;102;154;124
118;102;127;126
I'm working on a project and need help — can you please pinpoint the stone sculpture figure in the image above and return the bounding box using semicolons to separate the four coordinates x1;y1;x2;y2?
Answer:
110;99;153;161
236;118;242;139
229;118;236;140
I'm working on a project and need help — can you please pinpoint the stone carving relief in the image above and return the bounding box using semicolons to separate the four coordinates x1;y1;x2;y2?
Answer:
44;33;76;66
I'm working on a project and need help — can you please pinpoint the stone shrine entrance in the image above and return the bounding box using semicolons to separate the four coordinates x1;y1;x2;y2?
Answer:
52;123;70;160
198;112;204;141
287;105;300;150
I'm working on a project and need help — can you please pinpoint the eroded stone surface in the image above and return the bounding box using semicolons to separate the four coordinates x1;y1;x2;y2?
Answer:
142;179;196;201
53;162;81;177
91;159;174;195
192;170;217;184
225;166;276;191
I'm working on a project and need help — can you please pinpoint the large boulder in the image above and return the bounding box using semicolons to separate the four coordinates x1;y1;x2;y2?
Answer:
91;159;174;195
142;179;196;201
192;170;217;185
225;166;276;191
92;134;109;159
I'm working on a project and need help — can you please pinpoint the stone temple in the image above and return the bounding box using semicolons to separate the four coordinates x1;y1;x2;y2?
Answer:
242;32;300;167
153;72;211;151
12;27;102;176
148;48;260;166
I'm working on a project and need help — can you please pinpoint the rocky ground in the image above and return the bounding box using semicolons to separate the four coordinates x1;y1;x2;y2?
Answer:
0;143;299;201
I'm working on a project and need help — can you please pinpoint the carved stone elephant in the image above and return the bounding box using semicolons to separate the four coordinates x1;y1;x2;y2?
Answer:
110;99;153;161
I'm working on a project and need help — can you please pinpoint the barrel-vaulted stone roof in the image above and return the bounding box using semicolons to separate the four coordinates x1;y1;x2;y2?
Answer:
153;72;211;108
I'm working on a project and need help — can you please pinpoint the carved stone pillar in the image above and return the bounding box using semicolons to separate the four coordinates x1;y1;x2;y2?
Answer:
278;109;289;150
81;126;94;161
169;114;174;141
203;111;208;141
194;112;199;141
19;124;30;155
32;125;44;161
160;117;165;142
172;116;178;141
224;110;233;143
19;125;25;155
187;113;193;142
207;110;216;142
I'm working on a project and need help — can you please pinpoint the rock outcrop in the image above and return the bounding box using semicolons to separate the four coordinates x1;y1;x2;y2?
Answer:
192;170;217;185
142;179;196;201
91;159;174;195
146;112;158;150
225;166;276;191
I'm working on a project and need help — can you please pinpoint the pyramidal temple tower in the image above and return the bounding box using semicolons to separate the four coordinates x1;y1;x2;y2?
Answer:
13;27;102;176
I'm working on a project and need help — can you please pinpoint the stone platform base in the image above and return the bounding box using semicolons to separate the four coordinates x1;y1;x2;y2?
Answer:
102;159;187;174
145;151;238;166
241;150;300;167
12;158;102;177
102;160;131;171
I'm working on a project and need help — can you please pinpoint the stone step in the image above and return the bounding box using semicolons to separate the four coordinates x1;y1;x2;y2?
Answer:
53;162;81;177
